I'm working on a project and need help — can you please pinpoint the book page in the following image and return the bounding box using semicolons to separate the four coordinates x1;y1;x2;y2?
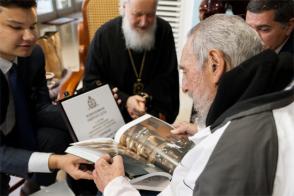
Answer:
114;114;194;174
65;145;105;163
67;139;145;163
60;84;125;141
72;137;114;146
130;172;171;191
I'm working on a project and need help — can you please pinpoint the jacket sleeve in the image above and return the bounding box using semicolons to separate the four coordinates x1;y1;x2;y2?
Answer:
27;45;67;130
0;138;33;178
83;29;107;91
28;45;52;111
82;27;132;119
0;63;32;178
143;20;179;123
194;113;278;195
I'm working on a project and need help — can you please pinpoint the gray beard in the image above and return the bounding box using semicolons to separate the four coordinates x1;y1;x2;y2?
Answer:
122;16;156;52
190;89;214;130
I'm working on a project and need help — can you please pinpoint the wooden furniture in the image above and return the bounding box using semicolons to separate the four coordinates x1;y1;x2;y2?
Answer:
9;178;25;194
58;0;119;99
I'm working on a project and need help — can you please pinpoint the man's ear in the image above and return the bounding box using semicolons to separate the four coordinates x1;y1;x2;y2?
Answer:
207;49;226;85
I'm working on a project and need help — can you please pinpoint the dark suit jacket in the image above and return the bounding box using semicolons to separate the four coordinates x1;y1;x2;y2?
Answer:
280;32;293;54
0;70;8;124
0;45;65;178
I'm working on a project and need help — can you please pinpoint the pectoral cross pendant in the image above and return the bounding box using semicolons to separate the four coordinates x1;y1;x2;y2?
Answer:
133;79;144;95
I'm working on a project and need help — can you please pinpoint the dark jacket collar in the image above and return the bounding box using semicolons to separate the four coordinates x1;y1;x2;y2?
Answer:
206;49;294;128
280;32;293;54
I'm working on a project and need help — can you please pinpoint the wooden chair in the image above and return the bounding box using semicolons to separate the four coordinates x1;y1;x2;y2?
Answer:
58;0;119;99
37;31;68;100
9;178;25;194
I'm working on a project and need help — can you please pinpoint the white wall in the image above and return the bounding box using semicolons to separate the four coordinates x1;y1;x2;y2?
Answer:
175;0;199;122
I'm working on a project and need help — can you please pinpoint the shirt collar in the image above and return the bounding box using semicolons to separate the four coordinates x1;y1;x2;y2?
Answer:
0;56;18;74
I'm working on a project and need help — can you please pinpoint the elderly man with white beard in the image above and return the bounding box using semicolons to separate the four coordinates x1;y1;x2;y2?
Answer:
83;0;179;124
92;14;294;196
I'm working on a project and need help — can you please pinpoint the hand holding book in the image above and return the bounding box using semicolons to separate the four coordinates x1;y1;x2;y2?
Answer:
65;114;194;191
93;154;125;192
171;121;198;136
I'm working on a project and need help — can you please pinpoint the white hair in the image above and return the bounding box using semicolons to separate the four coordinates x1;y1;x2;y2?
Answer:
189;14;263;69
188;14;263;128
119;0;158;16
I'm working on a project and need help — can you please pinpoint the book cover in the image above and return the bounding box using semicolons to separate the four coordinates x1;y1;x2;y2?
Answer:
58;84;125;141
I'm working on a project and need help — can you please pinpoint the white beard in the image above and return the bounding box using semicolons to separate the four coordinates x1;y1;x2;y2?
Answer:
192;95;213;130
122;16;156;52
189;74;214;130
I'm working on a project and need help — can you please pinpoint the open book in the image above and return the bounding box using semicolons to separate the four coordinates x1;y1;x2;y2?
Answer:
66;114;194;191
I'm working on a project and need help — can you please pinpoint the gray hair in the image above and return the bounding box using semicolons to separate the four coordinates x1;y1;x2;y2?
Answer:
189;14;263;69
119;0;158;16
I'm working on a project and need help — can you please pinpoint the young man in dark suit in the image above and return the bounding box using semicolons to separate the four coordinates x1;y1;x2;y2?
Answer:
0;1;92;195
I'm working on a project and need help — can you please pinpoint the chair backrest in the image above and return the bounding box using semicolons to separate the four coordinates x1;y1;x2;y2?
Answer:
58;0;119;99
82;0;120;50
37;31;63;79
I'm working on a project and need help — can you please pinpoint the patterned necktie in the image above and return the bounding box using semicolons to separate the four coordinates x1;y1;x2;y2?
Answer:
8;63;37;150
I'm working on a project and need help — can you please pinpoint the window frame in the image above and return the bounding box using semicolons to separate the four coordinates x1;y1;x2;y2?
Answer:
37;0;82;23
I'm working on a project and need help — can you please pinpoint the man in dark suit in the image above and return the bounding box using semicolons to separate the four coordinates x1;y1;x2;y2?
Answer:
0;70;8;124
246;0;293;54
0;1;92;195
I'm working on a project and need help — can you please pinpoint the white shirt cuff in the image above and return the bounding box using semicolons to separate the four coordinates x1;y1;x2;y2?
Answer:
188;126;211;145
28;152;52;173
104;176;140;196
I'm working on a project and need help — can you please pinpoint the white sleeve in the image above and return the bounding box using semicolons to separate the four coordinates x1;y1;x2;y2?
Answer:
28;152;52;173
104;176;141;196
188;126;211;145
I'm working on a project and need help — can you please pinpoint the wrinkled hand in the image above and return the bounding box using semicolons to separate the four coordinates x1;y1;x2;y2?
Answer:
171;121;198;136
112;87;122;105
126;95;146;119
48;154;93;180
93;154;125;192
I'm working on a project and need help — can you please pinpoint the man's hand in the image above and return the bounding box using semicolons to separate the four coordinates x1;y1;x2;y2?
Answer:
126;95;146;119
112;87;122;105
93;154;125;192
48;154;93;180
171;121;198;136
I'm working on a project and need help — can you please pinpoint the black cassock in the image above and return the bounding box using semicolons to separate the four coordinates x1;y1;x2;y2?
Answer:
83;16;179;123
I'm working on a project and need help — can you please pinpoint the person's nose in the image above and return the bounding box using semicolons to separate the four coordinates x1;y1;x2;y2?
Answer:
23;29;37;42
138;15;148;28
182;78;189;93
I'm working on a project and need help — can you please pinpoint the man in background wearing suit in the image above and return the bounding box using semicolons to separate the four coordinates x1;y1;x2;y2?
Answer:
246;0;293;54
0;1;92;195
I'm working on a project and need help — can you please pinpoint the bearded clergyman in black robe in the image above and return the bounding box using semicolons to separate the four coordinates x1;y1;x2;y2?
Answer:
83;0;179;123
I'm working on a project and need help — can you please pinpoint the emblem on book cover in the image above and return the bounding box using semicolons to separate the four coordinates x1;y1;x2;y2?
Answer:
88;96;97;109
